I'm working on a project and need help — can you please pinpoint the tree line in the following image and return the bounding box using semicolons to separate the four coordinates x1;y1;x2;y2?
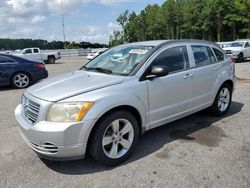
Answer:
0;38;108;50
109;0;250;46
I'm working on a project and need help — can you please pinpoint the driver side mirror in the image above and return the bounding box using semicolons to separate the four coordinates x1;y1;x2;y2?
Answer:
145;66;169;80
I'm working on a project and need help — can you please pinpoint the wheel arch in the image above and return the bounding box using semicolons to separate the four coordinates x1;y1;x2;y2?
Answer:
11;71;32;83
212;79;234;103
221;79;234;91
86;105;143;152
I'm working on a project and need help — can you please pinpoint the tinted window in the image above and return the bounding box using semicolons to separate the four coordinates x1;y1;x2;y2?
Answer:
153;46;189;73
33;49;39;53
24;49;32;54
245;42;250;48
0;56;15;63
213;48;224;61
192;45;216;66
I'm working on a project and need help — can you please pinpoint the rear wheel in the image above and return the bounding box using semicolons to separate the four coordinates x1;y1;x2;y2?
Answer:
12;73;30;89
47;56;55;64
237;53;244;63
89;110;139;166
210;83;232;116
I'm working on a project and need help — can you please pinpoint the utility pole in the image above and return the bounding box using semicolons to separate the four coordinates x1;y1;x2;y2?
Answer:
61;2;66;43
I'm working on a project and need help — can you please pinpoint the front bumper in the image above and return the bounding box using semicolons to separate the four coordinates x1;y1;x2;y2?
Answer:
15;104;91;160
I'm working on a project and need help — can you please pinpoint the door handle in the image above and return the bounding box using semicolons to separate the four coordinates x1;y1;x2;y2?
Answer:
184;73;194;79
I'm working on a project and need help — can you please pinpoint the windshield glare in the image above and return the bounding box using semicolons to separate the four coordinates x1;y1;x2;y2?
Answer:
84;45;154;76
231;42;244;47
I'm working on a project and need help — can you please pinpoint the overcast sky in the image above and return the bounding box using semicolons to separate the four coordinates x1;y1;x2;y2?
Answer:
0;0;164;44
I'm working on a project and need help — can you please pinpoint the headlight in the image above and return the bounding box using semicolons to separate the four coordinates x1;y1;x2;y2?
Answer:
47;102;94;122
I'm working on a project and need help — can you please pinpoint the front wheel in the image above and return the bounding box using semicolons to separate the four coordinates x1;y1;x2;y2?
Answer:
89;110;139;166
210;84;232;116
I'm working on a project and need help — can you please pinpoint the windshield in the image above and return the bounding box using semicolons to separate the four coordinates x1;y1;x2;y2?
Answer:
231;42;244;47
83;45;154;76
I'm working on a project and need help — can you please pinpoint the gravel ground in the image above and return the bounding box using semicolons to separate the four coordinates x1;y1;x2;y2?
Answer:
0;57;250;188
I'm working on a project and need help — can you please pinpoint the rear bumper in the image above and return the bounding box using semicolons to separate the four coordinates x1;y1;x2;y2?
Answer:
31;69;48;82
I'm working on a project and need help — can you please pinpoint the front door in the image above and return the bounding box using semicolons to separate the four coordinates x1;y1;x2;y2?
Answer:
146;45;195;128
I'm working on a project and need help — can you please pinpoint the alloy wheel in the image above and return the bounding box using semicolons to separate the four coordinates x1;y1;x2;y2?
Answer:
102;119;134;159
218;87;230;112
13;73;30;88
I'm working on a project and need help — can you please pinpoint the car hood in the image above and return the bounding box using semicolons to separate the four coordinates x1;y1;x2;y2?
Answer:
223;47;244;51
27;70;125;102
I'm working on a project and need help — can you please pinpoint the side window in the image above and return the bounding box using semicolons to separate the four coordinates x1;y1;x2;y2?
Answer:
24;49;32;54
245;42;250;48
192;45;216;66
0;56;15;63
33;49;39;53
212;48;225;61
153;46;189;73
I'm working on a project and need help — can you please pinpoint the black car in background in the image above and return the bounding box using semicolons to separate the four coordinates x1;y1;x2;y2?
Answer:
0;54;48;89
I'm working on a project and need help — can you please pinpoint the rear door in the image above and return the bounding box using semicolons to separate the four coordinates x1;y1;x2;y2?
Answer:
31;48;42;61
189;44;221;109
146;44;196;128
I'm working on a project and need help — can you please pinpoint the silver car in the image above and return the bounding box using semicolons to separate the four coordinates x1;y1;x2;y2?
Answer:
15;40;236;166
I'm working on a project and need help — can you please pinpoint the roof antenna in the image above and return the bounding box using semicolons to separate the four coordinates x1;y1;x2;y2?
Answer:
61;2;66;43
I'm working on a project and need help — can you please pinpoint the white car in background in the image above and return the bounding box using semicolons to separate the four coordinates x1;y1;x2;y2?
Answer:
223;40;250;62
87;50;104;60
14;47;61;64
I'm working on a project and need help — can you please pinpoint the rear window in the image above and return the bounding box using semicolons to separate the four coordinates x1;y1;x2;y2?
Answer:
212;48;224;61
0;56;15;63
33;49;39;53
192;45;216;66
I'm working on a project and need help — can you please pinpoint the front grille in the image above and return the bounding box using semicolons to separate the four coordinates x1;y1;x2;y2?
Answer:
225;50;232;54
22;96;40;124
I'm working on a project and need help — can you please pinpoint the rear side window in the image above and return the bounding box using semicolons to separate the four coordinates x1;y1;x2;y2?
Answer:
0;56;15;63
192;45;216;66
245;42;250;48
153;46;189;73
33;49;39;53
212;48;224;61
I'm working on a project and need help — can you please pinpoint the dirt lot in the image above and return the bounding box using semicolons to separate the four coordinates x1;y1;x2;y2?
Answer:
0;57;250;188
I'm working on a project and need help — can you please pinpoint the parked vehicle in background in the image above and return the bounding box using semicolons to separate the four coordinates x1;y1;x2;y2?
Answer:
15;40;235;166
0;51;12;55
223;39;250;62
14;48;61;64
217;41;233;49
0;54;48;89
87;50;104;60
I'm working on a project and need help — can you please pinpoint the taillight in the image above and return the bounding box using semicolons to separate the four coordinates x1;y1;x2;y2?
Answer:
35;63;45;69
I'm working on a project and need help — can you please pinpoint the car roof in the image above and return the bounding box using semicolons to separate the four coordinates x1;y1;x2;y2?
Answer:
121;39;219;48
0;53;40;63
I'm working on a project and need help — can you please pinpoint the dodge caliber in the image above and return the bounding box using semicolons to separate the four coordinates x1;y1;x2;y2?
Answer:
15;40;236;166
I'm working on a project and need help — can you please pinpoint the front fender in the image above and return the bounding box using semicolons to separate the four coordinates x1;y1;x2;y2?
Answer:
66;91;148;144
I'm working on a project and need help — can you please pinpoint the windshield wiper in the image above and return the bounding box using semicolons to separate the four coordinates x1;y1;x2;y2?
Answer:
82;67;112;74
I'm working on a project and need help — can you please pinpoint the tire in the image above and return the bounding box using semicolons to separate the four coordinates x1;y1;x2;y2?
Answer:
237;53;244;63
210;83;232;116
47;56;55;64
12;72;31;89
89;110;139;166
